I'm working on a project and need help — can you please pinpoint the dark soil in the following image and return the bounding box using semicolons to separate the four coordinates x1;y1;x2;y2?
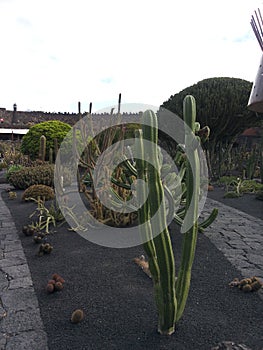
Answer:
208;185;263;220
1;186;263;350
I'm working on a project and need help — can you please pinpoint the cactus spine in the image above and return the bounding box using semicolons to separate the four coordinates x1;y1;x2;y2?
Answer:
39;135;46;161
175;95;200;322
136;111;177;335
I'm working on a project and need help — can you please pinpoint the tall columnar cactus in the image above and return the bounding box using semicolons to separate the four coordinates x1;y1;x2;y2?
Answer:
135;95;211;334
175;95;200;322
49;147;53;164
135;111;177;335
39;135;46;161
54;138;59;160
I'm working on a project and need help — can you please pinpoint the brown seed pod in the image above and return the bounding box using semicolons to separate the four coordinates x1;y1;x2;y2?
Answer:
54;281;64;291
46;283;55;293
71;309;84;324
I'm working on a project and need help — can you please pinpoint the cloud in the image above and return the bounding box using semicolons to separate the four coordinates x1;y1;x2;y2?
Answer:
101;77;114;84
16;17;32;27
0;0;262;112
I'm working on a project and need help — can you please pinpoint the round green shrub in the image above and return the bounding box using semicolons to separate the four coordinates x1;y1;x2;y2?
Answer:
22;184;55;201
8;164;54;189
21;120;71;160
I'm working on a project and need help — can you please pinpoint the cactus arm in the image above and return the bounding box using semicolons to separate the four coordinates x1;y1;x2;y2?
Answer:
141;111;177;335
120;155;138;177
198;208;218;232
135;129;160;284
111;177;132;190
163;184;175;224
175;95;200;322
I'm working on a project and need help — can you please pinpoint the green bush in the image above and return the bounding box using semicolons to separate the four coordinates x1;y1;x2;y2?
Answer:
22;184;55;201
8;164;54;189
6;164;24;181
21;120;71;160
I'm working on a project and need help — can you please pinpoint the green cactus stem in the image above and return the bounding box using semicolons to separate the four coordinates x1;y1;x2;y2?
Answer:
198;208;218;232
175;95;200;322
49;148;53;164
136;111;177;335
53;138;59;160
39;135;46;161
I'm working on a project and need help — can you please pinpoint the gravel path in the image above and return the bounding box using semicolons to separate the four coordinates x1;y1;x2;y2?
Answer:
0;183;262;350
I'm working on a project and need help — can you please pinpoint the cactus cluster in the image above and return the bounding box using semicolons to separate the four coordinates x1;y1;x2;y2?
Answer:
8;191;17;199
22;225;37;236
38;242;53;256
22;184;55;201
33;231;46;244
67;100;138;228
229;276;263;292
46;273;65;293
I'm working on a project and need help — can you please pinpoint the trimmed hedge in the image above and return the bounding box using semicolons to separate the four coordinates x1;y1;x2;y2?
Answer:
8;164;54;189
21;120;71;160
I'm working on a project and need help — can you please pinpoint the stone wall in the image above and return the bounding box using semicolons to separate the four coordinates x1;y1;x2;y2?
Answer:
0;106;142;128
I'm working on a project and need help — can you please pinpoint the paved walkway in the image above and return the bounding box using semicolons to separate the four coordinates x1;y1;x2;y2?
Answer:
0;184;48;350
0;185;262;349
202;198;263;299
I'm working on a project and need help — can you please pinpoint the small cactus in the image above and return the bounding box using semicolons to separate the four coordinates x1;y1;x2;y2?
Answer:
38;242;53;256
39;135;47;161
229;276;262;293
22;225;36;236
54;281;64;291
47;279;56;285
242;284;252;293
251;280;262;291
46;283;55;293
33;234;44;244
46;274;65;294
8;191;17;199
71;309;84;324
51;273;60;280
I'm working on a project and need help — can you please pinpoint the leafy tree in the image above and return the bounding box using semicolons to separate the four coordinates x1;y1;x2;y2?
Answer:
161;77;261;177
21;120;71;160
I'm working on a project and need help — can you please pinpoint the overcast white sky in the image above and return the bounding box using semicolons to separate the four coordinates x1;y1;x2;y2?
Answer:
0;0;262;113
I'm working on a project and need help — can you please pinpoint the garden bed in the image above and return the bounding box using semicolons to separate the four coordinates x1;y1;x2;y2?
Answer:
1;188;263;350
208;185;263;220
